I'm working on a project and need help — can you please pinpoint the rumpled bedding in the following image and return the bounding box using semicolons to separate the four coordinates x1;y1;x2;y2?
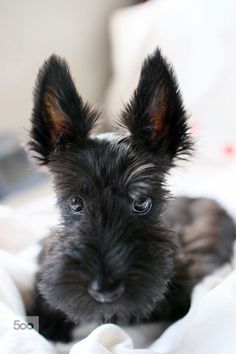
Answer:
0;199;236;354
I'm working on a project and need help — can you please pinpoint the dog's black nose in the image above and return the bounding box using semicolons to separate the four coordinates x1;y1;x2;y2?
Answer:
88;278;125;303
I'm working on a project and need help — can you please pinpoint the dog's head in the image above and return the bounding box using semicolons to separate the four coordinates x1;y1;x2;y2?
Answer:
29;49;192;323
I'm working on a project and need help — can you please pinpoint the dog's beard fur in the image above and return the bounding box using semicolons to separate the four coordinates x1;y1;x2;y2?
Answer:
28;49;236;340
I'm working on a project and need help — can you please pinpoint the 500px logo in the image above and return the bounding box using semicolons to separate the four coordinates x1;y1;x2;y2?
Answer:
13;320;34;330
0;316;39;332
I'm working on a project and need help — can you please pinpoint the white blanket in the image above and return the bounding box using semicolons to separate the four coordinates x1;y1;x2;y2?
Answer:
1;200;236;354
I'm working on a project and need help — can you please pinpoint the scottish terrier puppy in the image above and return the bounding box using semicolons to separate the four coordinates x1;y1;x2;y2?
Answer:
28;49;236;342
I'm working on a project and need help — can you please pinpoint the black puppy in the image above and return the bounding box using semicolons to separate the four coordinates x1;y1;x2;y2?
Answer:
28;49;236;341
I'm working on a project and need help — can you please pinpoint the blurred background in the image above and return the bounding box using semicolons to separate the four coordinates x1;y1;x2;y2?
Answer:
0;0;236;250
0;0;131;203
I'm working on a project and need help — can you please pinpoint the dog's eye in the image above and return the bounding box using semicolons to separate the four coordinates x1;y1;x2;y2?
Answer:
68;196;84;214
133;197;152;214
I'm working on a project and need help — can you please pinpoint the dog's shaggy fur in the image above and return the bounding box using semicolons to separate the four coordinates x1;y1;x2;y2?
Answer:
28;49;236;342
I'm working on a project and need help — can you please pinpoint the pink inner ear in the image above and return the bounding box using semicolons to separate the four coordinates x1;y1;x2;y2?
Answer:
150;105;166;141
44;92;70;137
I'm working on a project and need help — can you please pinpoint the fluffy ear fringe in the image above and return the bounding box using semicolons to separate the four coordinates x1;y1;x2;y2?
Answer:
29;50;192;166
29;55;99;165
121;48;193;161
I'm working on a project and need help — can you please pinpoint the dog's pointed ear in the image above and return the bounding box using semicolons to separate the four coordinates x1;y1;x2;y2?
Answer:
121;49;192;161
29;55;98;165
